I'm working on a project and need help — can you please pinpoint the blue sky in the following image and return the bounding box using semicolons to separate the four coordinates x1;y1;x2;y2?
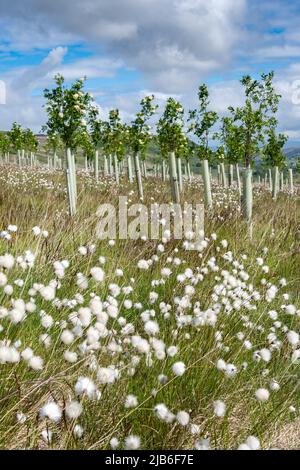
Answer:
0;0;300;144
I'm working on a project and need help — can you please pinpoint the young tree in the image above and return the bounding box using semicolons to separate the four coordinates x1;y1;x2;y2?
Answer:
157;97;185;203
0;132;10;163
262;129;287;199
7;122;24;164
102;109;126;185
157;135;169;182
23;129;38;166
216;117;244;193
128;95;157;199
43;74;93;215
45;133;63;169
229;72;280;222
88;104;106;179
177;133;192;185
188;84;218;208
78;130;94;171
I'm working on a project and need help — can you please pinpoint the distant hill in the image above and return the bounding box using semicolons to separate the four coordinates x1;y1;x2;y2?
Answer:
282;148;299;169
284;147;300;159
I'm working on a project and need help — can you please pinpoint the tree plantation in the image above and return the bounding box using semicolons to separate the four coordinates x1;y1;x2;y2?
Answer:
0;71;299;451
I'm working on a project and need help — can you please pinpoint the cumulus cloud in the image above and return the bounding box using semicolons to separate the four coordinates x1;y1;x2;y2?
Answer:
0;47;123;130
1;0;300;141
0;0;247;91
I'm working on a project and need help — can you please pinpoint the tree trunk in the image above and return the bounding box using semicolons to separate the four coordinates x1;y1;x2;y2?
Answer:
142;161;147;179
280;172;284;191
187;161;192;183
162;159;166;182
202;159;212;209
235;164;241;195
109;154;113;175
289;168;294;194
220;162;227;188
95;150;99;181
169;151;180;204
114;154;119;185
127;154;133;183
66;148;77;216
177;156;183;192
241;166;252;223
103;155;108;176
268;168;272;191
228;164;234;187
133;152;144;200
272;166;279;200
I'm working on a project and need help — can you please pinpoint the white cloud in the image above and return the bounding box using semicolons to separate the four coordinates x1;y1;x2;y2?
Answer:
255;45;300;59
0;0;247;91
1;0;300;142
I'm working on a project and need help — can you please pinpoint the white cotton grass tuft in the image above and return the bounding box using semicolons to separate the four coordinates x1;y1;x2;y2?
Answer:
0;254;15;269
255;388;270;402
176;411;190;426
41;429;53;444
0;272;7;286
75;376;97;399
61;329;74;345
195;438;210;450
137;260;149;270
238;436;260;450
172;361;186;377
269;380;280;391
74;424;84;438
213;400;226;417
90;267;105;282
64;350;78;363
259;348;272;363
124;394;138;409
287;331;299;346
28;356;44;370
154;403;175;423
110;437;120;449
16;412;27;424
144;320;160;336
65;401;83;420
40;402;62;422
124;435;141;450
97;366;118;384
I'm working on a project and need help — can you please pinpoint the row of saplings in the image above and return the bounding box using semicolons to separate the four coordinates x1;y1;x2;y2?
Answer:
1;72;296;228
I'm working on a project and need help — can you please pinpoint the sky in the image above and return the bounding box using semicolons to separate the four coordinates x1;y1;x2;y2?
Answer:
0;0;300;145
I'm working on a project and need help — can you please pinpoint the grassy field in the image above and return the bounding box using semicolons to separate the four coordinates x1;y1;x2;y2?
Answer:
0;164;299;450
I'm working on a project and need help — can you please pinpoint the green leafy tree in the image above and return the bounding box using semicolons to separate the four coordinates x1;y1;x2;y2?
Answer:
23;129;38;153
157;98;185;203
216;117;244;165
88;104;106;151
176;132;189;162
187;84;217;208
227;72;280;222
188;84;218;161
129;95;157;159
0;132;10;155
43;74;93;150
157;97;185;154
262;130;287;170
229;72;280;167
43;74;93;216
78;130;94;161
100;109;127;184
103;109;126;161
45;133;62;155
7;122;24;152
